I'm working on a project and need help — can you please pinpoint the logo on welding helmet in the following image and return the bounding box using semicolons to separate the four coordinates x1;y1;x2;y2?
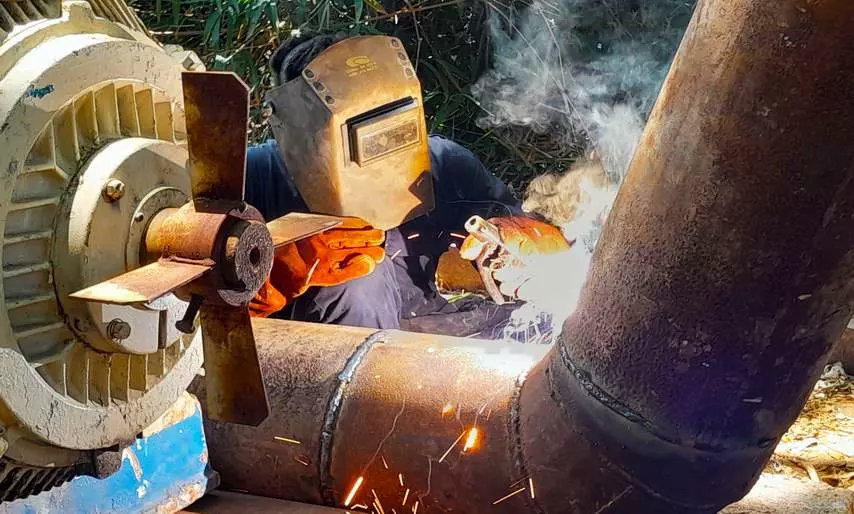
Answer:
345;56;378;77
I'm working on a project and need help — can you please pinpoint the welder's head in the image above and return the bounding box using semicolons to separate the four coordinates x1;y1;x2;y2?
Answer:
265;32;434;230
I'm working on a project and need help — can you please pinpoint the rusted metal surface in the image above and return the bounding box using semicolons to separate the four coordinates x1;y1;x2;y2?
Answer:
143;202;228;265
141;200;275;307
199;320;549;513
199;1;854;512
521;0;854;512
327;329;546;512
267;213;343;248
77;198;275;425
830;328;854;370
220;219;274;301
182;72;249;202
192;322;374;504
69;260;211;304
200;305;269;426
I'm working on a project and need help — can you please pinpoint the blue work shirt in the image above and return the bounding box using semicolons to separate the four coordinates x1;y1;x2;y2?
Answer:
245;135;521;323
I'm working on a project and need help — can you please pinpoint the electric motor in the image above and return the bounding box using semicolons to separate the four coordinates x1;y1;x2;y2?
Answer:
0;0;203;501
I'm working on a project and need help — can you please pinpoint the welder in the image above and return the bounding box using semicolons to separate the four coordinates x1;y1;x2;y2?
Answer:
246;32;570;330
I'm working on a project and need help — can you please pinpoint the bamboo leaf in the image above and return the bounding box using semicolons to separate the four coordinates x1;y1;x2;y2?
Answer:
171;0;180;25
265;0;280;29
225;3;237;49
204;9;222;49
248;3;264;38
354;0;363;23
296;0;306;24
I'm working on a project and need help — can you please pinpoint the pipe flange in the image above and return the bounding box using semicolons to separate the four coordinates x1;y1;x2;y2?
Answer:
53;138;192;355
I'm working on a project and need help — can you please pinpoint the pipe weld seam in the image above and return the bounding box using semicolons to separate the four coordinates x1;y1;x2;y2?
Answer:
508;369;546;514
543;358;706;510
318;329;388;505
552;345;771;510
557;344;664;441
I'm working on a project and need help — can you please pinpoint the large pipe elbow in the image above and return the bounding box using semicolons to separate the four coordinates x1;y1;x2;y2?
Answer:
199;0;854;512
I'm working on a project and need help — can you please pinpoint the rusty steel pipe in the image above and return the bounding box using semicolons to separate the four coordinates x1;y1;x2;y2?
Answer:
522;0;854;512
198;1;854;512
196;320;550;512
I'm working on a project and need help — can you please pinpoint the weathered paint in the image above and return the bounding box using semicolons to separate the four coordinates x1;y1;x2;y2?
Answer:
23;84;54;99
0;398;212;514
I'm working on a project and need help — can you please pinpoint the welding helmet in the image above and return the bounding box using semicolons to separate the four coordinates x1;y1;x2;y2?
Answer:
265;35;434;230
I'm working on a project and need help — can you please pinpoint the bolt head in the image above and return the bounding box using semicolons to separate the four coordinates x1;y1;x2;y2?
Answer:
106;319;132;340
103;179;126;202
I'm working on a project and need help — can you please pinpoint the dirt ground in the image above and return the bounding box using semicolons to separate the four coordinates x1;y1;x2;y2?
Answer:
725;361;854;513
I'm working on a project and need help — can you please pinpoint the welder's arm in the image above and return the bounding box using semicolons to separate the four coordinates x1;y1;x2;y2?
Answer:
249;217;386;318
459;216;571;300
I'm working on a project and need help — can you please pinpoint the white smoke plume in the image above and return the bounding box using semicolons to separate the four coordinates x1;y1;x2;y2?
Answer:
472;0;695;182
478;1;697;343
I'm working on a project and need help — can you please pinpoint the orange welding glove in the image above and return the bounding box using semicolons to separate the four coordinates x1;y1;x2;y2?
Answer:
459;216;571;299
249;217;386;318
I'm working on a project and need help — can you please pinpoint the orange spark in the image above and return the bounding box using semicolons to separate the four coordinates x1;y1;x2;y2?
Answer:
450;232;466;239
529;478;535;499
407;233;420;240
402;488;410;505
273;436;301;445
381;455;389;470
372;489;386;514
344;476;364;507
352;505;369;511
294;455;310;466
389;249;402;260
413;501;419;514
439;430;467;463
398;473;404;487
492;487;526;505
463;426;479;452
441;402;454;417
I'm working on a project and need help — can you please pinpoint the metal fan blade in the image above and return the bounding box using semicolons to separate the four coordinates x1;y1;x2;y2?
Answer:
266;212;344;248
182;71;249;201
200;305;269;426
70;260;211;305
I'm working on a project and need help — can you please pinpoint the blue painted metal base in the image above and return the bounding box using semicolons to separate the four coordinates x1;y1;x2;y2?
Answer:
1;395;215;514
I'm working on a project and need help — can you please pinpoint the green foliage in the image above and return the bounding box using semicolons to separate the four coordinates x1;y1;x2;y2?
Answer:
131;0;581;190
